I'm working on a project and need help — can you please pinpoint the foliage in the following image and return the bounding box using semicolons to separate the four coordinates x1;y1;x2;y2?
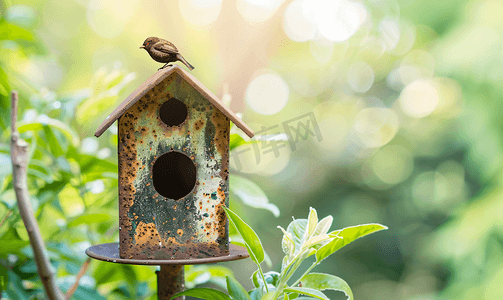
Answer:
173;207;387;300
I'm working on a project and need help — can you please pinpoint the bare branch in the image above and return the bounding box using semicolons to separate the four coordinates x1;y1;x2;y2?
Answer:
10;91;65;300
65;258;91;300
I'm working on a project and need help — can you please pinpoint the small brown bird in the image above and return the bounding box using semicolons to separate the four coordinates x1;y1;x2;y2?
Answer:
140;37;195;71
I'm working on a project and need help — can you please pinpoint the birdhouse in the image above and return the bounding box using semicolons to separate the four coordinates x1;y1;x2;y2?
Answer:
94;65;254;260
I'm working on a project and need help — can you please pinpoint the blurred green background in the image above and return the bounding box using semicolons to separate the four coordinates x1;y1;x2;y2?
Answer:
1;0;503;299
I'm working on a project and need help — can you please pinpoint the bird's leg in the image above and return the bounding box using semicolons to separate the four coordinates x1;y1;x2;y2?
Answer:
158;63;173;70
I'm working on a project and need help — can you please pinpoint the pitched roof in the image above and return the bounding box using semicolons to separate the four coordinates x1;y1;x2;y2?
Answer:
94;65;254;138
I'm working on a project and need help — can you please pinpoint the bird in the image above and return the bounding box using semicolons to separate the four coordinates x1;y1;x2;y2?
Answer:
140;37;195;71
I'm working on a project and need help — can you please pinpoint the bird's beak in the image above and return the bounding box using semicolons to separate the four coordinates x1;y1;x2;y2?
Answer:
140;46;145;49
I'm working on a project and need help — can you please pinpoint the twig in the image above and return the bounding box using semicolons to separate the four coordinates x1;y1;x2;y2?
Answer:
10;91;65;300
64;258;91;300
0;209;13;228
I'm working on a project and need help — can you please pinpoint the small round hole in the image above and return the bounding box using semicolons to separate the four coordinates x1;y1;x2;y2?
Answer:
159;98;187;126
152;152;196;200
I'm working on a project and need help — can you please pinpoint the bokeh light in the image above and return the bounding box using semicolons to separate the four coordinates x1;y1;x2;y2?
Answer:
245;72;289;115
371;145;413;185
179;0;223;28
316;0;368;42
43;0;83;38
354;107;400;148
86;0;137;38
309;37;334;64
399;50;435;85
283;0;317;42
399;79;439;118
389;20;416;56
379;18;401;51
348;61;375;93
282;0;367;43
5;5;36;27
229;143;291;175
237;0;286;24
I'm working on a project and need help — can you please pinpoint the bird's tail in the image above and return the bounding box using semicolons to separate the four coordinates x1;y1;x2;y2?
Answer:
177;54;195;71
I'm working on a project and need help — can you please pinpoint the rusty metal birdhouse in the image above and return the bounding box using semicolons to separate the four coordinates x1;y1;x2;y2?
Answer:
94;65;254;261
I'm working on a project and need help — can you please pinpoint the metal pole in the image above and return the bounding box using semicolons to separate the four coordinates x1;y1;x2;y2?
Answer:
156;265;185;300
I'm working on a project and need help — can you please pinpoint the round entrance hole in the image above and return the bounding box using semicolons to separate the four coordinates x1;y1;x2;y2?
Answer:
152;152;196;200
159;98;188;126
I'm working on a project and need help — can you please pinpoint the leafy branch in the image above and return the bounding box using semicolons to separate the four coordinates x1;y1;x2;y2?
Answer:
172;207;387;300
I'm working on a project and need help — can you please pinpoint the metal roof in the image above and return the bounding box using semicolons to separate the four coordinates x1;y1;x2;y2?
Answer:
94;65;254;138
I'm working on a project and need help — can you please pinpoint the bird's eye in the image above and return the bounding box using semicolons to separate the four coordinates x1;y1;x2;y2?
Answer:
146;42;149;46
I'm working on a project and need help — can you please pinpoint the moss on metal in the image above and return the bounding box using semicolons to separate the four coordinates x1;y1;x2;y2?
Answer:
117;73;230;260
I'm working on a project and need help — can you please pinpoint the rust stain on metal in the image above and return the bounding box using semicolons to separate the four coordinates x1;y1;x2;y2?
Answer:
118;72;231;260
157;265;184;300
193;118;205;131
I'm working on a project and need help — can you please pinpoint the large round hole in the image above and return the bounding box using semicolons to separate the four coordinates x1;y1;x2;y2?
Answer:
159;98;188;126
152;152;196;200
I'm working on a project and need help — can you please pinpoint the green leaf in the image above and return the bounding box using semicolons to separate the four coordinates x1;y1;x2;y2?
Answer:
303;234;332;249
0;21;34;41
105;70;126;90
0;82;7;96
223;207;265;264
262;271;280;287
18;117;80;146
67;213;111;227
248;288;264;300
6;269;31;300
284;287;328;300
300;273;353;300
278;226;295;258
286;219;307;255
76;94;118;125
0;264;7;293
229;133;248;151
305;208;318;241
0;240;29;255
316;223;388;263
185;267;211;288
226;276;251;300
59;283;106;300
251;271;280;290
43;125;65;157
230;234;273;268
186;265;235;290
313;216;333;237
230;175;279;217
251;270;260;288
171;287;231;300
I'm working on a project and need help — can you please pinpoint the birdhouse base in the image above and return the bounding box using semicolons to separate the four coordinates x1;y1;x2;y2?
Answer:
86;242;248;265
86;243;249;300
